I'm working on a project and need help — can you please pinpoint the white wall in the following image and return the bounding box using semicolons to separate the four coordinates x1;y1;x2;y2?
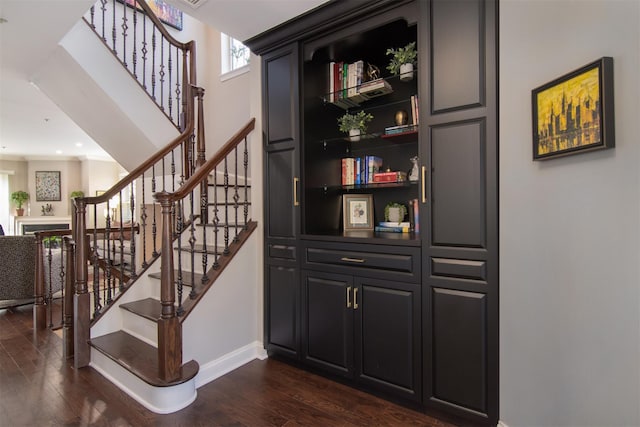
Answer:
499;1;640;426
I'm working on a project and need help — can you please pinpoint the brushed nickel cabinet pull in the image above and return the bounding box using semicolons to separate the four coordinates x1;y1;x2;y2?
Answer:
346;286;352;308
353;287;359;309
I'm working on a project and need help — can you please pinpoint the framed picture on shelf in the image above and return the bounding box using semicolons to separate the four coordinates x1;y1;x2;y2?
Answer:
532;57;614;160
35;171;61;201
343;194;374;231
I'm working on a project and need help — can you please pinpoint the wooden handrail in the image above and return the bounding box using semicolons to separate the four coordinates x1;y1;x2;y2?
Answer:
156;118;256;203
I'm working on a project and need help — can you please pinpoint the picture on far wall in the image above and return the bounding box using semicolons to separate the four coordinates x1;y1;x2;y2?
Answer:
120;0;183;31
35;171;61;202
532;56;614;160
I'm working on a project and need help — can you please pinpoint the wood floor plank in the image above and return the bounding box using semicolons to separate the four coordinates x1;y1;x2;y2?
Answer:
0;304;463;426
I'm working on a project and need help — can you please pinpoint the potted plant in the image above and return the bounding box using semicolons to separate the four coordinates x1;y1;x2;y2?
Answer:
337;110;374;141
386;42;417;81
384;202;407;224
10;190;29;216
70;190;85;199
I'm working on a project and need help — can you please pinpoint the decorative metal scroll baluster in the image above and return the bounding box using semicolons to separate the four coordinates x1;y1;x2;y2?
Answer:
46;244;54;328
159;36;165;111
151;27;156;100
188;189;196;297
176;200;185;313
100;0;107;43
141;172;149;268
106;200;114;305
167;44;173;117
132;5;137;78
200;178;209;284
58;244;65;328
111;0;116;53
141;14;148;89
175;49;181;128
223;158;230;255
121;0;127;67
128;182;137;280
243;135;249;228
117;190;125;292
92;205;102;318
233;146;240;243
89;5;95;29
212;168;220;270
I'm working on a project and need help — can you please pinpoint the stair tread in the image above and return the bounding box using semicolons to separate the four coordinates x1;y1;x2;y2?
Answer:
148;271;204;287
120;297;161;321
90;331;198;387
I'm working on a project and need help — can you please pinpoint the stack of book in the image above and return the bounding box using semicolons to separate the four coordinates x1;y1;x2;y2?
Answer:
328;61;393;108
374;221;412;233
341;156;383;185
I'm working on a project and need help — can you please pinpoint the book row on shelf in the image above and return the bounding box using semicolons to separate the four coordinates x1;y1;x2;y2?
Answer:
341;156;410;186
374;198;420;234
328;60;393;109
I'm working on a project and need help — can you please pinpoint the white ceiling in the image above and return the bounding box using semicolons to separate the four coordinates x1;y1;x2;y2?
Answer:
0;0;326;161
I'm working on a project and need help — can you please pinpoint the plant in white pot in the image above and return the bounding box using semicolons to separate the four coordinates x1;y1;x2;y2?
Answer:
384;202;407;224
10;190;29;216
337;110;374;141
386;42;417;82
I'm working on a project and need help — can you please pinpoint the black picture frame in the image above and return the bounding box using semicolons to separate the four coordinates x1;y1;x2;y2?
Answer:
532;57;614;160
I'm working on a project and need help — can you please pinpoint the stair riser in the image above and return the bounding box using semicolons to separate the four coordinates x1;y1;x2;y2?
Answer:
121;309;158;346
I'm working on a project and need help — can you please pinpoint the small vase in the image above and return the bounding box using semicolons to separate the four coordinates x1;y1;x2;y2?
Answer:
16;208;24;217
400;63;414;82
349;128;361;142
388;207;403;223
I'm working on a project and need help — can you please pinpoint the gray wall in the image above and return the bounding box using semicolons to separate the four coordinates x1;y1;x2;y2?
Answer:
499;0;640;425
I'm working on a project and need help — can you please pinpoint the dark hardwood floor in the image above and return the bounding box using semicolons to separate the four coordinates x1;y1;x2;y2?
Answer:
0;304;458;426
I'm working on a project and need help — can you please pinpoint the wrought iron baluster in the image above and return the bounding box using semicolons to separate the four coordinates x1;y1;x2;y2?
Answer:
89;5;96;29
223;158;230;255
111;0;116;53
159;36;165;111
100;0;107;43
243;135;249;228
118;190;125;292
105;200;113;305
151;164;159;257
175;48;181;126
168;43;173;118
188;190;197;298
132;4;137;78
151;27;156;100
129;181;137;280
46;244;53;328
141;171;149;268
121;0;127;68
233;146;240;242
92;205;102;318
58;243;65;329
213;168;220;269
200;178;209;284
175;200;184;313
141;15;148;89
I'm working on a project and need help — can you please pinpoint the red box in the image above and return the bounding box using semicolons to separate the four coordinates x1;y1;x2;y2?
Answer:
373;171;406;183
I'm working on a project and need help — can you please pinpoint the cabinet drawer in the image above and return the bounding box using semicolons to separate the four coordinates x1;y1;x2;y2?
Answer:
303;242;420;283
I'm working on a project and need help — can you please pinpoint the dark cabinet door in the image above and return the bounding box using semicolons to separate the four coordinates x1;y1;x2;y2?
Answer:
302;271;354;378
419;0;498;424
263;43;302;358
355;277;421;403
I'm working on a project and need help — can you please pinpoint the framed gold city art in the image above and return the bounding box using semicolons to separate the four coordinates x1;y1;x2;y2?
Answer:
35;171;61;202
532;57;614;160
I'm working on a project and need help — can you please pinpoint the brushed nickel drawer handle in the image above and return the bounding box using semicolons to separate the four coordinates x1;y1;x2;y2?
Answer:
340;257;365;263
293;177;300;206
346;286;352;308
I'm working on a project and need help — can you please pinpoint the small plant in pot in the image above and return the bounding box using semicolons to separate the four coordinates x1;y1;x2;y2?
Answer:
70;190;85;199
386;41;417;82
10;190;29;216
337;110;374;141
384;202;407;224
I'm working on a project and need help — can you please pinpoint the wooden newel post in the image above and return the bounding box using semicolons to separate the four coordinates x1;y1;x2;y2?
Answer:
63;236;75;359
73;198;91;368
33;234;46;330
195;86;206;167
156;192;182;381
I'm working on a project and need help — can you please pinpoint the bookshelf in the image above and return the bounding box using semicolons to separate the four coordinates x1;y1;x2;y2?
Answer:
302;17;419;238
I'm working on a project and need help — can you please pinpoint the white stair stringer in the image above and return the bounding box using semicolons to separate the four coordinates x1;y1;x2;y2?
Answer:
88;215;262;414
90;349;197;415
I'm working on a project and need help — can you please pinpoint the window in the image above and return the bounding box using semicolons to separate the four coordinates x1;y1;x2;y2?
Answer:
221;33;250;80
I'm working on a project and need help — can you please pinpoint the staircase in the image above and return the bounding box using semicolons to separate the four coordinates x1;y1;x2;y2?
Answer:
30;0;262;413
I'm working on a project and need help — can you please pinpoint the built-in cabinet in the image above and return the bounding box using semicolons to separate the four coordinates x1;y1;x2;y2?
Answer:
248;0;498;424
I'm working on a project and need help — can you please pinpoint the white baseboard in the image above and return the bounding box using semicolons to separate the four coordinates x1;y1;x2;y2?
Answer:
195;341;267;389
497;420;509;427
